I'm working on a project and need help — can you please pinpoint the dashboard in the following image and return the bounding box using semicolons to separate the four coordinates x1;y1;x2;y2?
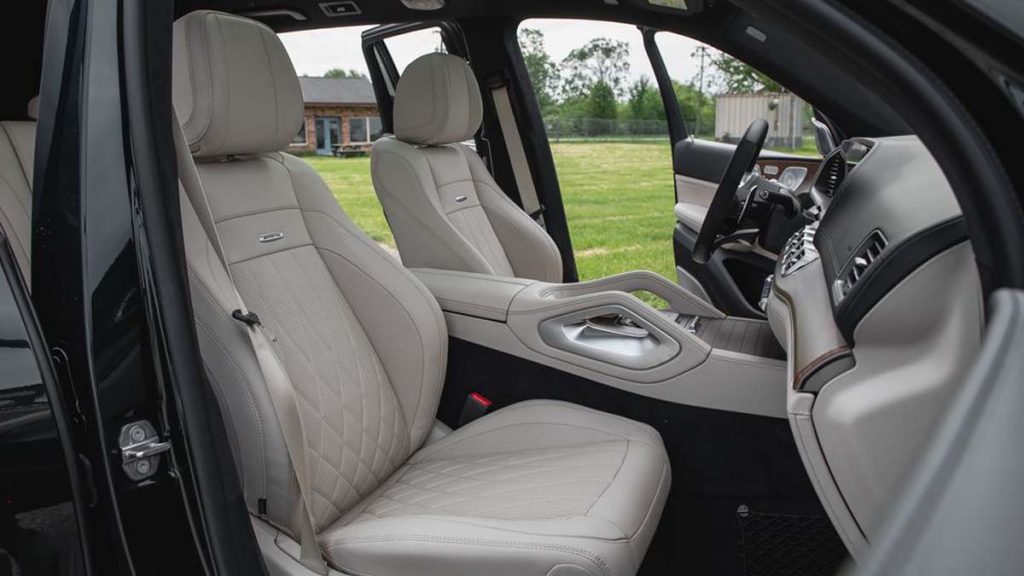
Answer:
767;135;983;558
812;136;968;340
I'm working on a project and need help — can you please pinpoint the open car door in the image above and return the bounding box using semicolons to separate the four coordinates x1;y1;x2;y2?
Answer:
641;28;823;318
0;227;91;574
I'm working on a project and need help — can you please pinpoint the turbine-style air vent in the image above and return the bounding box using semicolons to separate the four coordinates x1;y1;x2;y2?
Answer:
819;151;848;198
833;230;888;303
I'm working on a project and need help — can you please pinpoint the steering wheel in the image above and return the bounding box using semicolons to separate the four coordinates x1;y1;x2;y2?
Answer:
692;119;769;264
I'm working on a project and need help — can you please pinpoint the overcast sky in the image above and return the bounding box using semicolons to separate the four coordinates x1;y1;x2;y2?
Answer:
279;19;707;87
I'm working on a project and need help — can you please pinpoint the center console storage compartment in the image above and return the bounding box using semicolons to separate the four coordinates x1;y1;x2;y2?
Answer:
413;268;789;418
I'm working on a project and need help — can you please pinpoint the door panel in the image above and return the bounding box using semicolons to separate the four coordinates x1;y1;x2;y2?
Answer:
673;138;735;186
671;138;820;318
674;138;820;207
28;0;264;571
674;174;717;218
0;232;87;574
644;26;821;317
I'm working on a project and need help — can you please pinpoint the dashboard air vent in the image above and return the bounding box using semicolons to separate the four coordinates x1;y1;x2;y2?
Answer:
818;151;847;198
833;230;888;303
780;223;819;277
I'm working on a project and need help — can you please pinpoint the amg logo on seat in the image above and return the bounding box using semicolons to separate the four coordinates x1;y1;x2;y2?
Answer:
258;232;285;243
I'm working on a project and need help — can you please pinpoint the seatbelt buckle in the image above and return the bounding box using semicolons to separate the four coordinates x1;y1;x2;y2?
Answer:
458;392;492;426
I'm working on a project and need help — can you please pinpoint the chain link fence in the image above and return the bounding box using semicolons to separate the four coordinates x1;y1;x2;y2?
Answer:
542;116;816;154
544;117;670;141
544;117;720;142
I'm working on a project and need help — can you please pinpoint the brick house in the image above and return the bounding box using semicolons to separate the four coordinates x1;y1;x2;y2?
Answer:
289;77;382;155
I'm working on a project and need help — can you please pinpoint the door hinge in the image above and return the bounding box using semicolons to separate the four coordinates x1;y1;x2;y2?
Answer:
119;420;171;481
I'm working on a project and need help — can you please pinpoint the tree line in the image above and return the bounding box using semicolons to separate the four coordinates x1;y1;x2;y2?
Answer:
312;30;780;139
520;29;778;137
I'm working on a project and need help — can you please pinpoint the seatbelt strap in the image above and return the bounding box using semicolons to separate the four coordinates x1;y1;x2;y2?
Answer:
489;82;545;226
172;117;328;576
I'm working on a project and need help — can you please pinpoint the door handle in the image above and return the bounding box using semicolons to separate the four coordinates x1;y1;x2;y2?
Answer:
582;316;650;339
537;304;681;370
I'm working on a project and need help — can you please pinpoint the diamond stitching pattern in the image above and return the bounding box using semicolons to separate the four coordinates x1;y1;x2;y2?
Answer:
349;440;628;524
233;246;411;531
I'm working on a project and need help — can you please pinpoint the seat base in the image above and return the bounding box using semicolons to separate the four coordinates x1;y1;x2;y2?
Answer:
319;400;670;576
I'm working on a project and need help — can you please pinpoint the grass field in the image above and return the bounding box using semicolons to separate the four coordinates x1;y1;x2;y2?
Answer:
305;141;681;282
548;142;677;281
306;139;818;282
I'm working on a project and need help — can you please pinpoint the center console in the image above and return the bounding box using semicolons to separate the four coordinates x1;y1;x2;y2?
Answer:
414;268;789;418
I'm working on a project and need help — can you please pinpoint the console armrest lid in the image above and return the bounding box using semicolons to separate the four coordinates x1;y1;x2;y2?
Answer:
412;269;533;322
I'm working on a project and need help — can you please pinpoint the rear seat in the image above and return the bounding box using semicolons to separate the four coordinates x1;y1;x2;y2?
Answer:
0;97;37;286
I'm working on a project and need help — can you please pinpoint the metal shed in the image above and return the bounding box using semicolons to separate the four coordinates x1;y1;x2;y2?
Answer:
715;92;806;149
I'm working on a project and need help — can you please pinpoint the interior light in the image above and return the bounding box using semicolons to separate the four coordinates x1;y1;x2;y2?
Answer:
400;0;445;10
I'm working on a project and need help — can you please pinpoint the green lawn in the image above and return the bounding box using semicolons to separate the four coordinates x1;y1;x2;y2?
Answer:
305;142;682;283
549;142;677;281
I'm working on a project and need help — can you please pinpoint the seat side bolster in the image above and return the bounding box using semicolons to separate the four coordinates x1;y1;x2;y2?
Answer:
179;190;296;535
371;137;499;276
462;147;563;282
320;517;625;576
281;153;448;450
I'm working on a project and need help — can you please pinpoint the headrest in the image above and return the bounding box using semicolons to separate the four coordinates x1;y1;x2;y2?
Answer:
172;11;303;158
393;53;482;146
27;97;39;120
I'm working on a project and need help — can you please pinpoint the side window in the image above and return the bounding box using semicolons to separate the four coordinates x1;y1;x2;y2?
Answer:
279;27;383;156
516;21;818;288
517;20;676;284
276;26;449;260
382;26;447;74
654;31;817;156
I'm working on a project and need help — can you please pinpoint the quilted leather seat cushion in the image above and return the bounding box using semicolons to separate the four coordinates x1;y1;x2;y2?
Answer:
320;400;671;576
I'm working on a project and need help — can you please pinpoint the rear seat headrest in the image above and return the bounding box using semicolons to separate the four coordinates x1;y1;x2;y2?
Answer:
27;96;39;121
393;53;483;146
172;10;303;158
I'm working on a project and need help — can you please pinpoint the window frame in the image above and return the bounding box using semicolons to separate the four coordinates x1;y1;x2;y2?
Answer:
291;119;308;146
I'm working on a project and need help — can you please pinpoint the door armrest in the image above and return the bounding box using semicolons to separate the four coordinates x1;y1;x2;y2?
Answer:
675;202;708;233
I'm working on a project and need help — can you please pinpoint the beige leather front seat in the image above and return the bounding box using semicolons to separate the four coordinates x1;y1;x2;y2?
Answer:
371;53;564;282
173;11;669;576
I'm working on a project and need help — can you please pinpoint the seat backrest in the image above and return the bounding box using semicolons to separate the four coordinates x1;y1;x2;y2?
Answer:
371;53;563;282
173;11;446;538
0;97;38;286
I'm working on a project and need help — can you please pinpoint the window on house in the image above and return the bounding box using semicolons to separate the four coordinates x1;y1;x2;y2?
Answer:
369;116;384;141
348;116;383;144
291;121;307;145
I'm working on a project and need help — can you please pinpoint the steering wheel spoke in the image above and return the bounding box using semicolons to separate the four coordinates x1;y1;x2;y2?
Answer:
692;119;769;264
